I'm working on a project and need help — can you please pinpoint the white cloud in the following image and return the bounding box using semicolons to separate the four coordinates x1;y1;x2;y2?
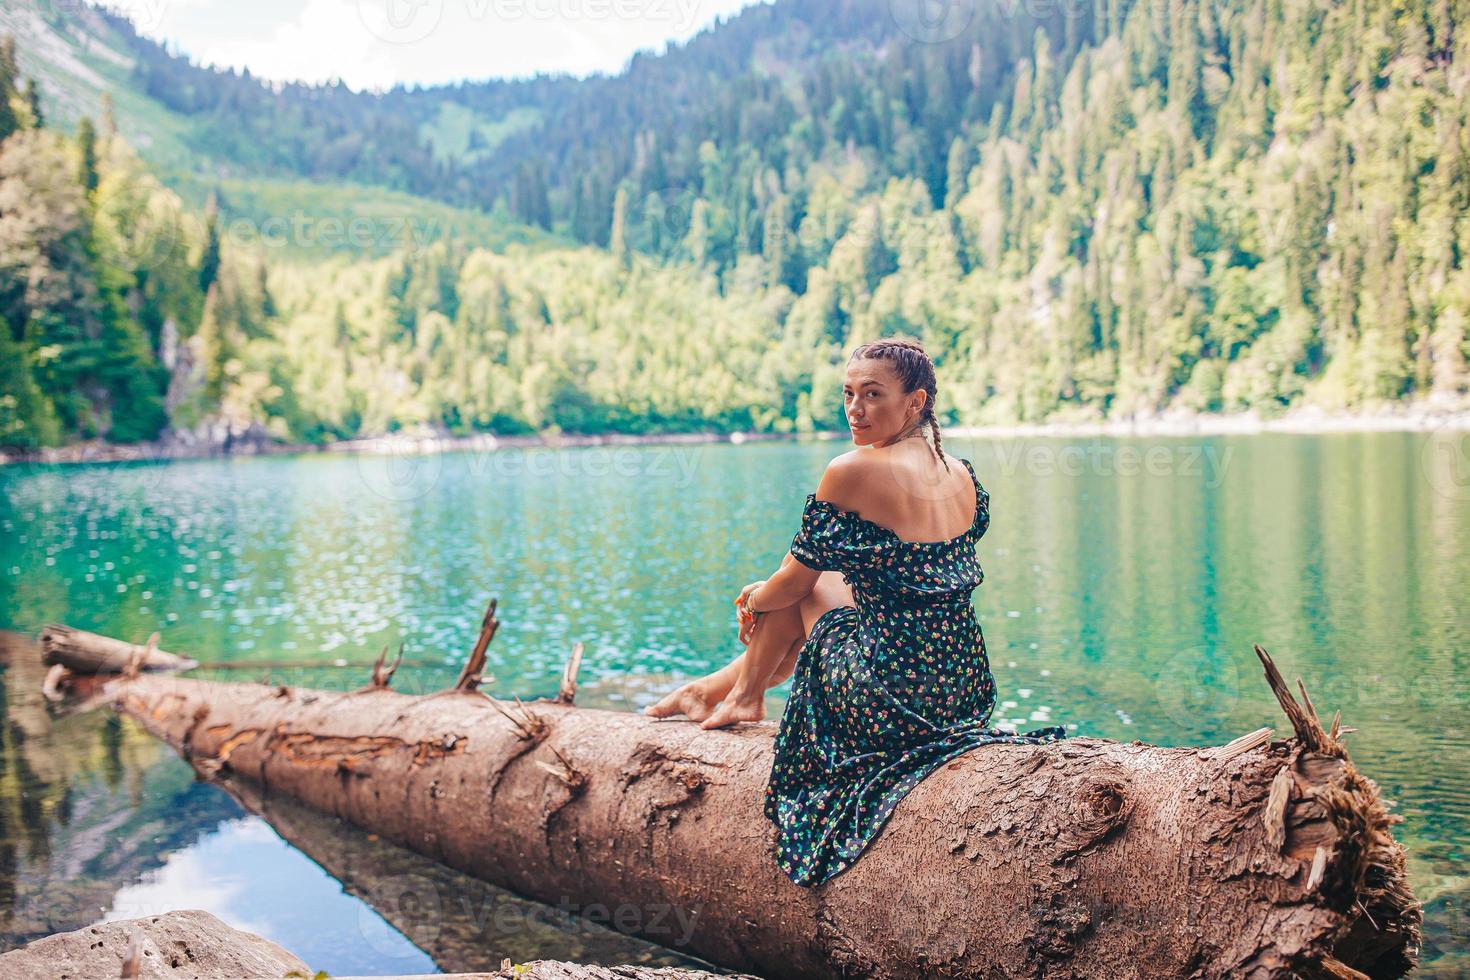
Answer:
129;0;767;92
98;818;272;936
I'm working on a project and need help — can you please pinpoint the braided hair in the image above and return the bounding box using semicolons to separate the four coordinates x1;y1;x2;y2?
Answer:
849;337;951;471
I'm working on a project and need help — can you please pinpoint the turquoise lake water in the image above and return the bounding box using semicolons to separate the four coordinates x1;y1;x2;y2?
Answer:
0;431;1466;973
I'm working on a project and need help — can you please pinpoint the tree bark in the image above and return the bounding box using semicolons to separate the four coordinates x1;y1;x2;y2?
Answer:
87;636;1419;979
210;773;751;974
0;909;309;979
40;623;197;673
0;908;747;980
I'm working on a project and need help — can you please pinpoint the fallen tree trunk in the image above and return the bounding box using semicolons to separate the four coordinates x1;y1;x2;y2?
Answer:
0;908;749;980
40;624;197;673
212;773;748;973
85;625;1419;979
0;909;310;979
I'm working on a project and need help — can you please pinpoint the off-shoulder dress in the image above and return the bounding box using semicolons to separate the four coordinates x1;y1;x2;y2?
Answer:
763;457;1068;886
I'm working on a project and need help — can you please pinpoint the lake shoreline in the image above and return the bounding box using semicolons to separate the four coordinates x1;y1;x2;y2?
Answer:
2;403;1468;469
945;402;1470;439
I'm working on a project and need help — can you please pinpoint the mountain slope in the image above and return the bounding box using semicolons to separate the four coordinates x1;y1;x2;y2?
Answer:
12;0;1106;254
2;0;1468;454
0;0;560;260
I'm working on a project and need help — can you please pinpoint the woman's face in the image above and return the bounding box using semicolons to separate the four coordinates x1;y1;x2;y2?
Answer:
844;357;926;446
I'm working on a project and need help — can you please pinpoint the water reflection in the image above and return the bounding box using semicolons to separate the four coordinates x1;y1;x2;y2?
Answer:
210;778;714;974
0;631;242;946
0;433;1467;972
0;632;729;972
100;816;437;976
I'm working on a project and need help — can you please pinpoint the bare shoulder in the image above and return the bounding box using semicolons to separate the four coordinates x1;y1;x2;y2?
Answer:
825;450;868;478
945;451;973;479
812;451;867;508
935;449;963;469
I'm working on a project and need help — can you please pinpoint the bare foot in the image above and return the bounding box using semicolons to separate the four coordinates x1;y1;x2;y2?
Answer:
643;678;722;721
698;693;766;730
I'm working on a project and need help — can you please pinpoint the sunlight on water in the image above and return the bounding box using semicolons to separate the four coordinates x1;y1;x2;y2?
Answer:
1;430;1467;969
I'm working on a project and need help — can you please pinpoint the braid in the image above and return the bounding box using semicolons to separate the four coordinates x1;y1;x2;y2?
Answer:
849;337;951;471
927;413;945;464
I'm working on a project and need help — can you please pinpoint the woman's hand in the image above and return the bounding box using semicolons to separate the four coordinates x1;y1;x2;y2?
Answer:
736;579;766;609
734;580;766;646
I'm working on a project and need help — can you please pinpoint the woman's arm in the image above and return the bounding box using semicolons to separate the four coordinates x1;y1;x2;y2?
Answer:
750;456;861;612
751;551;818;612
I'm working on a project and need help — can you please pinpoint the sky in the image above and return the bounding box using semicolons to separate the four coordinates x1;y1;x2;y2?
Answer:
114;0;766;92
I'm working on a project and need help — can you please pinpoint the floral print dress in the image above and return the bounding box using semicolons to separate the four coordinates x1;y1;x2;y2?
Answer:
762;457;1068;887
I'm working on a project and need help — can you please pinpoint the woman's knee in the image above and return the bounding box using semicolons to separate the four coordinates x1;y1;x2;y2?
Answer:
816;570;854;607
799;572;854;634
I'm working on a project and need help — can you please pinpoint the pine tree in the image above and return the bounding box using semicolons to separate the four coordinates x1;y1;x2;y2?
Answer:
76;117;98;195
0;324;59;448
98;91;117;141
198;194;221;294
762;193;789;289
23;78;41;128
0;36;18;144
685;198;711;268
944;136;969;210
257;259;276;320
609;186;630;266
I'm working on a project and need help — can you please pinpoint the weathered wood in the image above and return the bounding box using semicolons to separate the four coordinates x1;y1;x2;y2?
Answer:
475;966;749;980
556;642;584;705
465;965;755;980
0;909;309;978
40;624;439;679
335;963;748;980
1204;725;1274;761
40;624;197;673
0;908;745;980
367;642;406;690
88;631;1421;980
455;599;500;692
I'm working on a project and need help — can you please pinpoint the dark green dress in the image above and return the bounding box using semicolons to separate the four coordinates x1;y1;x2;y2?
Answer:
762;457;1068;887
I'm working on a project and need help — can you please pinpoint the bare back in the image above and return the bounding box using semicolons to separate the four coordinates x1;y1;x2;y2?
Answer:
825;443;977;544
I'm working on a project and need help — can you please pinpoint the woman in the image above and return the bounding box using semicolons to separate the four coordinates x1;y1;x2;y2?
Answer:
645;338;1068;887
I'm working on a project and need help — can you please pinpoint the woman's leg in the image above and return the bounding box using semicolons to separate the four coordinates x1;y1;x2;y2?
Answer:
644;603;805;721
644;629;805;720
644;569;855;725
767;632;804;686
694;608;805;728
698;571;854;729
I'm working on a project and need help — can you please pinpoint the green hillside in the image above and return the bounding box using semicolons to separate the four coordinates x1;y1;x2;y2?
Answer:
0;0;554;261
1;0;1468;452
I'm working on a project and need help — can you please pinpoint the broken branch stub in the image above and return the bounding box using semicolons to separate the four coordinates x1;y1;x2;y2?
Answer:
556;642;584;705
454;599;500;693
1253;643;1342;757
367;643;405;691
